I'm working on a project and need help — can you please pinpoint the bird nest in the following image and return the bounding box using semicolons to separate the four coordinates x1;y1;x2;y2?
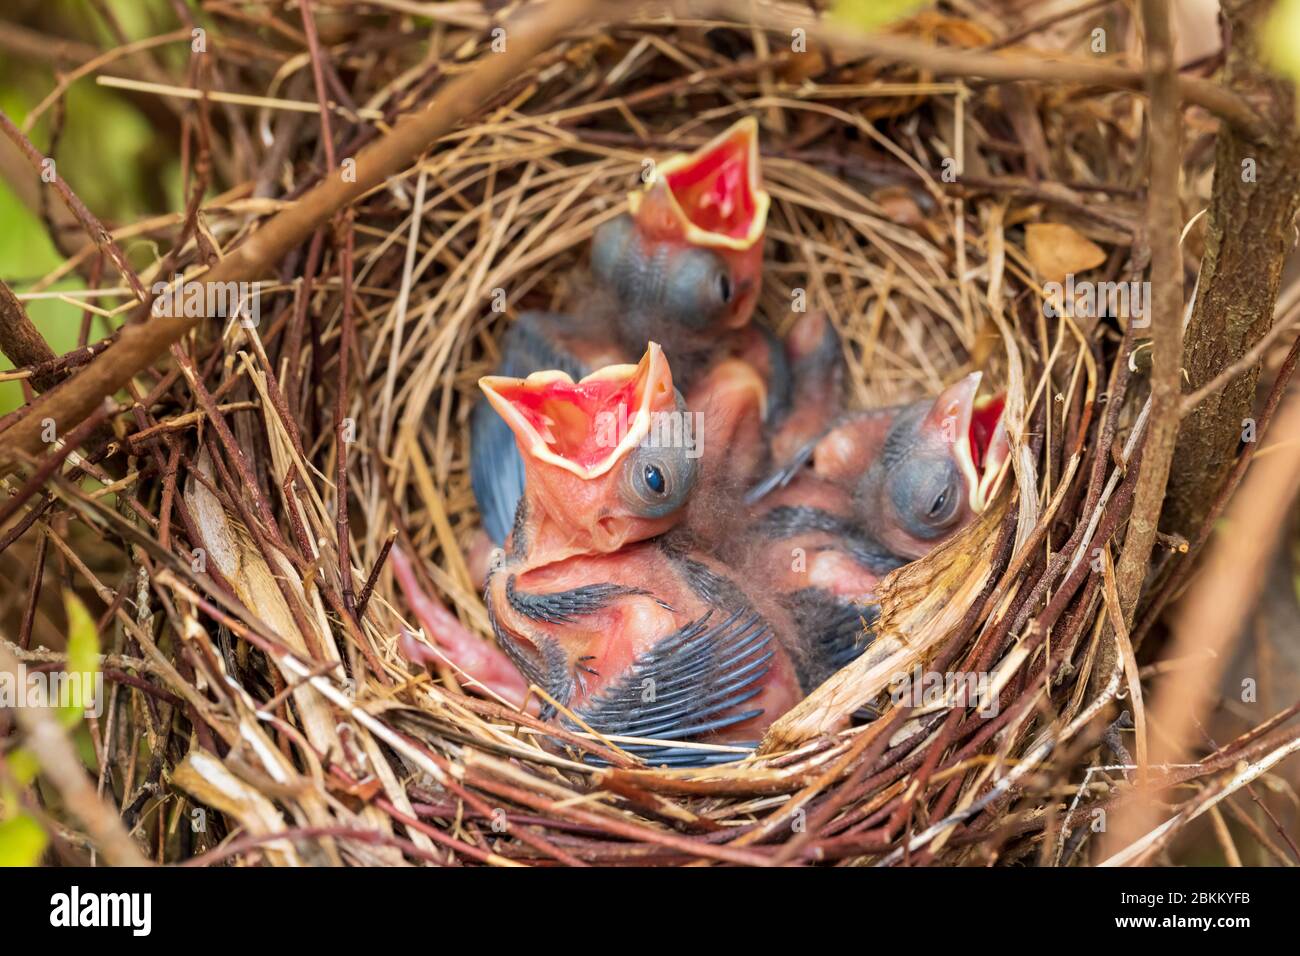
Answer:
3;2;1287;868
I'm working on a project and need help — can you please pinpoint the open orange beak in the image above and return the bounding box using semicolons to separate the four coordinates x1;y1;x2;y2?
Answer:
929;372;1010;513
628;117;769;252
480;342;677;479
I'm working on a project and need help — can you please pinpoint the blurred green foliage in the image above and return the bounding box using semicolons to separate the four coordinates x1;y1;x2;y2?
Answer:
60;591;101;726
0;591;100;866
832;0;926;31
0;814;47;867
0;0;184;413
1265;0;1300;89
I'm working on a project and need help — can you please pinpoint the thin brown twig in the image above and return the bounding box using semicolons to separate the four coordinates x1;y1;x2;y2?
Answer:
0;109;148;303
0;279;61;392
356;528;398;619
0;0;604;470
18;530;48;651
0;398;120;530
691;0;1266;139
1111;0;1184;624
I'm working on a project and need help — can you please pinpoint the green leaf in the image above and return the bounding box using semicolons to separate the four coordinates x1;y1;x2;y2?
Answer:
61;591;100;727
1265;0;1300;85
0;183;84;417
0;68;156;416
0;814;48;867
832;0;926;32
5;749;39;787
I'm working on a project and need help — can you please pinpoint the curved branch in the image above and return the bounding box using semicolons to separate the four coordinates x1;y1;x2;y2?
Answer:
0;280;60;392
1112;0;1184;618
694;0;1267;140
0;0;601;472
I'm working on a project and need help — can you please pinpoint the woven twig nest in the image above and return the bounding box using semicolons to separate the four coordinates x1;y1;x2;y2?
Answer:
7;2;1271;868
187;16;1109;865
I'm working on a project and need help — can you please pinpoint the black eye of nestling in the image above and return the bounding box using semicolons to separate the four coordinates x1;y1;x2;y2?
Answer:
620;443;697;519
718;273;733;303
891;458;960;540
643;464;666;494
928;489;948;518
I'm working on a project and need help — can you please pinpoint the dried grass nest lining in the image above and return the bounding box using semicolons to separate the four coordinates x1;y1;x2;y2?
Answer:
6;7;1207;866
369;84;1072;737
325;99;1087;859
347;46;1098;801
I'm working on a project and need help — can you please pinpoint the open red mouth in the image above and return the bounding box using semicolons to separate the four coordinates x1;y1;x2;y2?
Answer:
939;373;1010;513
968;392;1009;511
969;394;1007;472
480;343;675;478
628;117;769;251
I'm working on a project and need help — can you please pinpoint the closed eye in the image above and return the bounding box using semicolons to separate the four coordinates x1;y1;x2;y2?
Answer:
928;489;948;518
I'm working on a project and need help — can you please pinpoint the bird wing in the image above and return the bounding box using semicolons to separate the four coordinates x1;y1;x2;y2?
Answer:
572;608;775;763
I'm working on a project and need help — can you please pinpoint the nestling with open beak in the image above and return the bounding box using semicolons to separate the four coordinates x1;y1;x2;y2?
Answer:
727;312;906;691
608;116;769;350
471;118;773;546
479;343;802;763
812;373;1010;559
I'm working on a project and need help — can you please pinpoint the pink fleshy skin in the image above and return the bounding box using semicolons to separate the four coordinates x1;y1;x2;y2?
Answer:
389;545;532;711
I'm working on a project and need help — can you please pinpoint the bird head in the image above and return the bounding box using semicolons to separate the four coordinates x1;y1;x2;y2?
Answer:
480;342;698;557
857;372;1009;560
633;116;768;251
590;118;769;335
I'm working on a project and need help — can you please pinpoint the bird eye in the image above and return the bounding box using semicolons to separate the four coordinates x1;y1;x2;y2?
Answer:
889;458;962;540
919;473;961;529
643;464;666;494
927;488;948;519
658;248;734;327
619;443;698;519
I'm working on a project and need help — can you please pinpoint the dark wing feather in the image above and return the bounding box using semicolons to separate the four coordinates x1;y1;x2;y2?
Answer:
752;505;907;574
744;437;818;504
758;322;793;425
571;609;774;765
782;587;878;693
505;576;657;624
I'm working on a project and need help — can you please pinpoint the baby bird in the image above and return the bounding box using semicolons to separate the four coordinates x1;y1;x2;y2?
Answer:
813;374;1009;559
592;116;769;361
729;312;906;692
480;343;802;764
726;361;1010;697
471;118;773;545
